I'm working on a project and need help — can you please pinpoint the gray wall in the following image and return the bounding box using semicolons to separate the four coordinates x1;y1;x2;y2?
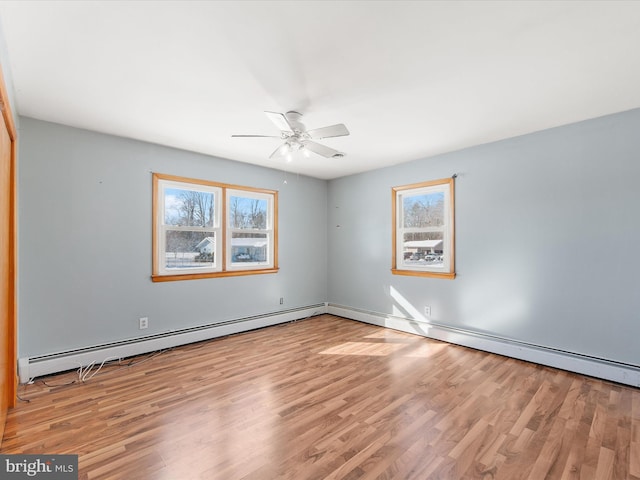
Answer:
328;108;640;367
18;117;327;357
18;108;640;369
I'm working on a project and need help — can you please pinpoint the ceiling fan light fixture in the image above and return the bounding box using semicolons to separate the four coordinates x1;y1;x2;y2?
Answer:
233;111;350;160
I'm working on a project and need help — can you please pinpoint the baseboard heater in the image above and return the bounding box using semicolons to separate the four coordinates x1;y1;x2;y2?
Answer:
328;303;640;388
18;304;327;383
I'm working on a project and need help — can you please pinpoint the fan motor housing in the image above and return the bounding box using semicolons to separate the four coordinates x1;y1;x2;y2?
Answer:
284;111;305;131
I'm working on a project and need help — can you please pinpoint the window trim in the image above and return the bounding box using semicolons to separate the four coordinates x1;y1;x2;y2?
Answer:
152;173;278;282
391;177;455;280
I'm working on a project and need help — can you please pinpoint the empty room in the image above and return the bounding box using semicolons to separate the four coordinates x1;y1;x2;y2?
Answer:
0;1;639;479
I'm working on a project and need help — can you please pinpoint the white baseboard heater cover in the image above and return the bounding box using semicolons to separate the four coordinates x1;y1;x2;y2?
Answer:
18;304;327;383
328;303;640;388
19;303;640;388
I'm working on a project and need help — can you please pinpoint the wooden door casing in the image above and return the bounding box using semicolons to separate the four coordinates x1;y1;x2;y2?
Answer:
0;63;17;446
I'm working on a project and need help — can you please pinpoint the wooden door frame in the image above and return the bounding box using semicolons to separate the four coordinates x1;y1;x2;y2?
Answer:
0;62;17;415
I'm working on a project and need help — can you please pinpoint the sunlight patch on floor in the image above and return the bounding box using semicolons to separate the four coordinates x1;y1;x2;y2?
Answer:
363;330;414;340
319;339;446;358
403;342;448;358
319;341;407;356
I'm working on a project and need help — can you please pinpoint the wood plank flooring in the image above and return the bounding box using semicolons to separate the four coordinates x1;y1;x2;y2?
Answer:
1;315;639;479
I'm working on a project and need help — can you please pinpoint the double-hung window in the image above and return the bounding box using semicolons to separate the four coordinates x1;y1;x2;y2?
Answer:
392;178;455;279
226;188;275;271
153;173;277;281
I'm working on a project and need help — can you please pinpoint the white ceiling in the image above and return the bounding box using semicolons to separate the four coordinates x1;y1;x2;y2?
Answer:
1;1;639;179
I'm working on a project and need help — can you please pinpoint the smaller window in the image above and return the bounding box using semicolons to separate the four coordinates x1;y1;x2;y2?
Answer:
392;178;455;279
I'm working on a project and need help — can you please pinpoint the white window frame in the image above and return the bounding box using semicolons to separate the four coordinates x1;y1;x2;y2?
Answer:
392;178;455;279
226;188;275;271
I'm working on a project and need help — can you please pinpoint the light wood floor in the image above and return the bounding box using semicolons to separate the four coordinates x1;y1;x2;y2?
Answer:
1;315;639;479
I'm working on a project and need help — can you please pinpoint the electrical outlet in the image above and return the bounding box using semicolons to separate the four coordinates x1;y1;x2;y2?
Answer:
424;306;431;317
280;297;284;305
139;317;149;329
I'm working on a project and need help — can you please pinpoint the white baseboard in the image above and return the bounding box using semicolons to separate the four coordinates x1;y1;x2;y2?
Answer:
20;303;640;388
18;304;327;383
327;304;640;388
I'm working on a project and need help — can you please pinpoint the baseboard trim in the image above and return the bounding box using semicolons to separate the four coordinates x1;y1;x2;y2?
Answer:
18;304;327;383
327;304;640;388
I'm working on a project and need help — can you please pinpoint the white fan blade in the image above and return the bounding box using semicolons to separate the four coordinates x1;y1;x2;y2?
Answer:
304;140;340;158
231;134;280;138
307;124;350;139
265;111;294;132
269;144;287;159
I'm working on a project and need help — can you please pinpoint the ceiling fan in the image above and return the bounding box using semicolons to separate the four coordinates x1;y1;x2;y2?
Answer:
232;111;349;160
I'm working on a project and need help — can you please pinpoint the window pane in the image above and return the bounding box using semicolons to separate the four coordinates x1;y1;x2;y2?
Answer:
165;231;215;269
231;232;268;263
402;192;444;228
229;196;267;229
402;231;444;266
164;188;215;227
